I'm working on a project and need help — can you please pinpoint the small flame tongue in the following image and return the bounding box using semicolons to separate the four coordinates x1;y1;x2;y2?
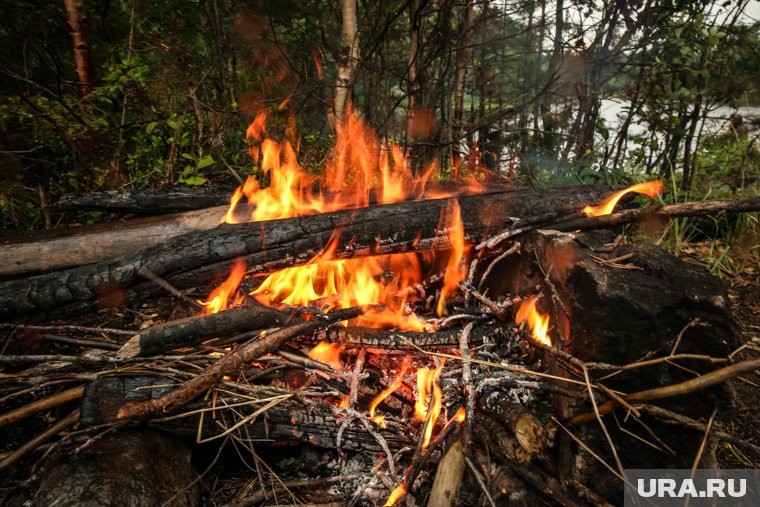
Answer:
583;180;664;217
369;357;412;429
198;259;246;315
414;360;445;448
515;295;551;347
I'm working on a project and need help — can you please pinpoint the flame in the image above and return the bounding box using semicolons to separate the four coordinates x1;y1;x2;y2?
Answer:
251;230;429;331
308;341;344;370
582;180;664;217
515;296;551;347
369;357;412;429
226;108;452;224
413;361;445;448
436;200;467;316
384;484;407;507
198;259;246;315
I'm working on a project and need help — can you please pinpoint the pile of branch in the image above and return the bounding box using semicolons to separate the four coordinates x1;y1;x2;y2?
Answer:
1;186;760;506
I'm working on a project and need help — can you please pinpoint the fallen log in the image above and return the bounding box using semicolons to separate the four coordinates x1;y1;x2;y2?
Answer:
0;205;226;279
57;186;236;214
0;185;615;322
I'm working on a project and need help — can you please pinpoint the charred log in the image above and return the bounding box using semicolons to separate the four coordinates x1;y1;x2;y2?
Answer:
33;429;199;507
57;186;236;214
0;185;615;322
80;375;412;453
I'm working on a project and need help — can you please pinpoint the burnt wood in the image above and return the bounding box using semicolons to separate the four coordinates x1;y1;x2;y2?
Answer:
117;304;292;358
57;186;236;214
0;185;615;321
80;375;413;453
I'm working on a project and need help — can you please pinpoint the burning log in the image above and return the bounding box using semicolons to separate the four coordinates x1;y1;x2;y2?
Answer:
476;391;551;456
0;185;615;322
116;303;291;358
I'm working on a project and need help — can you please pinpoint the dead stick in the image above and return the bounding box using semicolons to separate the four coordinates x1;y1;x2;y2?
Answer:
139;265;203;309
547;196;760;234
0;385;84;430
0;409;79;471
481;195;760;250
428;437;466;507
117;306;367;421
640;404;760;457
117;304;290;358
568;357;760;425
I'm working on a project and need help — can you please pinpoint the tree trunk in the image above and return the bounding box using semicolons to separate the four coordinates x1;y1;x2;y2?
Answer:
334;0;359;135
452;1;475;162
63;0;93;97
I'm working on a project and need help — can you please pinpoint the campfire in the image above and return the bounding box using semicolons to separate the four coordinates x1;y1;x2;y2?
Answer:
1;110;759;506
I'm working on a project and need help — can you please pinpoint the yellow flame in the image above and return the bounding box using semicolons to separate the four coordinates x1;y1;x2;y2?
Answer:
436;200;467;316
369;357;411;428
384;484;407;507
413;361;445;448
198;259;246;315
515;296;551;347
308;341;344;370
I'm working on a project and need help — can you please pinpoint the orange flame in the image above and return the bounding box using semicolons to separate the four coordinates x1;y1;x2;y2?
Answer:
369;357;412;429
308;341;344;370
515;296;551;347
226;108;449;224
436;200;467;316
384;484;407;507
251;230;429;331
582;180;664;217
414;361;445;448
198;259;246;315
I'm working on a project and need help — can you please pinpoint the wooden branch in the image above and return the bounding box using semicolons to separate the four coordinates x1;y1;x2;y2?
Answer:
0;185;614;321
547;195;760;234
477;391;549;455
0;385;84;430
567;357;760;425
0;206;225;279
117;304;291;358
0;409;79;472
317;324;496;349
428;438;466;507
116;306;367;421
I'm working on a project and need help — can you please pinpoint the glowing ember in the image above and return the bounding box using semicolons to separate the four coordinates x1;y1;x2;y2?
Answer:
198;259;246;315
308;341;344;370
369;357;412;428
384;484;407;506
515;295;551;347
413;361;445;448
582;180;664;217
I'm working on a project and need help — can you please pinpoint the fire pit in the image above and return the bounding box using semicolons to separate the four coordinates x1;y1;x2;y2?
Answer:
1;110;759;507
